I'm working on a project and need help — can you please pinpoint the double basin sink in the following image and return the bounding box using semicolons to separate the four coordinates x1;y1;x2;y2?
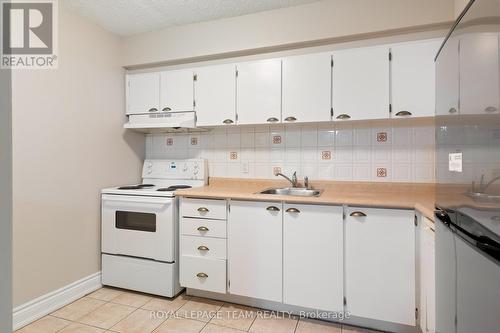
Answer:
258;187;323;197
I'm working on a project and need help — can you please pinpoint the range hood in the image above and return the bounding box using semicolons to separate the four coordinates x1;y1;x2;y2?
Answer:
124;111;205;133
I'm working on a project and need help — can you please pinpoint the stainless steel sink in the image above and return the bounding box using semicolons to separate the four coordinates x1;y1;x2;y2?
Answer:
258;187;323;197
464;191;500;203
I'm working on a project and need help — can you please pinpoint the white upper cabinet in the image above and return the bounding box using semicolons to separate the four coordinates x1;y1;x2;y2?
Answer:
436;36;459;116
391;39;441;118
126;72;160;115
332;45;390;121
345;207;416;326
228;201;282;302
459;33;500;115
282;53;332;123
236;59;282;125
194;64;236;126
160;69;194;112
283;204;343;312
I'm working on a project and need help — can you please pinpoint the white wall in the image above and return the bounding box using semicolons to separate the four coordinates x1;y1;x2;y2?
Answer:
455;0;471;17
11;3;144;306
0;61;13;333
122;0;454;67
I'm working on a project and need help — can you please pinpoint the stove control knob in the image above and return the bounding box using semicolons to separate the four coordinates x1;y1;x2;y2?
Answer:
147;162;153;167
193;169;199;175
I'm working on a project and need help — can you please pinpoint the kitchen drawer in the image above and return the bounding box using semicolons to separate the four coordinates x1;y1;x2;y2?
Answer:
181;235;227;259
181;218;227;238
180;255;226;293
181;198;227;220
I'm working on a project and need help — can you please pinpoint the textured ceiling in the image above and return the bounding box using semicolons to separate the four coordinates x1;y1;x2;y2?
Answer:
65;0;321;36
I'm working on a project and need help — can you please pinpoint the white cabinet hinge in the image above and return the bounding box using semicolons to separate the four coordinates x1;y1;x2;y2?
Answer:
343;297;347;306
193;74;197;81
235;69;238;77
414;215;418;226
330;107;334;117
389;51;392;61
415;307;419;320
389;103;392;114
193;100;196;107
331;58;334;67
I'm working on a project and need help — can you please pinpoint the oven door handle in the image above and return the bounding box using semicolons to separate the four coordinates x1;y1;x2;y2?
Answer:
102;194;171;205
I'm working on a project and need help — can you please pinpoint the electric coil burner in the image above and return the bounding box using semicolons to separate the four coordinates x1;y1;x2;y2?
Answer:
100;159;207;297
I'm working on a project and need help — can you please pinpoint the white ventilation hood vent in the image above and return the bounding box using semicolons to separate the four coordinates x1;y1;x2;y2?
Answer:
124;111;205;133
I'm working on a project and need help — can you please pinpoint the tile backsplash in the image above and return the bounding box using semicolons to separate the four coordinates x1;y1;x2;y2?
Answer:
146;119;435;182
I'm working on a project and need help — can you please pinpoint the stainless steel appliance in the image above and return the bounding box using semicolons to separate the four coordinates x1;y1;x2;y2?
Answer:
101;159;207;297
435;0;500;332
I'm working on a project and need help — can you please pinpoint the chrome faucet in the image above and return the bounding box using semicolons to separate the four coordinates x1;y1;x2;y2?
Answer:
275;171;298;188
479;175;500;193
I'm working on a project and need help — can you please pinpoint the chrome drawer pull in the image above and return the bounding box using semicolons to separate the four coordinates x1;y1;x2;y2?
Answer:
197;207;209;213
336;113;351;120
162;107;172;112
197;226;209;232
284;116;297;122
350;211;367;217
223;119;234;124
197;245;209;251
196;272;208;278
448;107;457;114
485;106;498;113
286;208;300;213
148;108;158;112
395;110;412;116
267;117;279;123
266;206;280;212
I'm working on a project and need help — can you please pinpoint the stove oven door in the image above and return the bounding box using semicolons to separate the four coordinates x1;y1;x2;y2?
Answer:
101;194;175;262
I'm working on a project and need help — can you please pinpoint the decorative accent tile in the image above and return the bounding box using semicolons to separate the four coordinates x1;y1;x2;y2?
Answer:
321;151;332;160
377;132;388;142
273;167;281;175
190;137;198;146
272;135;282;144
166;138;174;146
229;152;238;160
377;167;388;177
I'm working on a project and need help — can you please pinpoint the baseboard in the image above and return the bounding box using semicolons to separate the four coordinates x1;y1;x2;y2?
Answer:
13;272;102;330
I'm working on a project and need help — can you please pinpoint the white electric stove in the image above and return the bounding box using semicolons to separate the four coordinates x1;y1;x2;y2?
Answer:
100;159;207;297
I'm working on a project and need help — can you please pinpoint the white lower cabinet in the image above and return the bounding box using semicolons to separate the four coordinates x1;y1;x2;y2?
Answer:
228;201;283;302
345;207;416;326
419;215;436;333
283;204;343;312
179;198;228;294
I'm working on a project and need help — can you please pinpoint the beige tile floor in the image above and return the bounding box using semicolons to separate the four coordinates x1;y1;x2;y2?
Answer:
16;287;384;333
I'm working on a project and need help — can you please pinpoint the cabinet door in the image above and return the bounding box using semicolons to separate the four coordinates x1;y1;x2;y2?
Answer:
459;33;500;115
345;207;415;325
283;204;343;312
436;36;459;116
228;201;282;302
236;59;282;125
391;40;441;118
160;69;194;112
332;46;390;121
194;64;236;126
282;53;332;123
126;72;160;115
425;221;436;333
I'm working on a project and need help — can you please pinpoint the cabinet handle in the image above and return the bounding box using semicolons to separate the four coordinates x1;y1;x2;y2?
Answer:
267;117;279;123
284;116;297;122
196;272;208;278
448;107;457;114
336;113;351;120
286;208;300;213
485;106;498;113
162;107;172;112
197;226;209;232
148;108;158;112
197;207;209;213
223;119;234;124
197;245;209;251
350;211;367;217
266;206;280;212
395;110;412;117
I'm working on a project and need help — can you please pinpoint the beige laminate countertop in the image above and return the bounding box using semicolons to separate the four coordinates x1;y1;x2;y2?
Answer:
176;178;436;221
